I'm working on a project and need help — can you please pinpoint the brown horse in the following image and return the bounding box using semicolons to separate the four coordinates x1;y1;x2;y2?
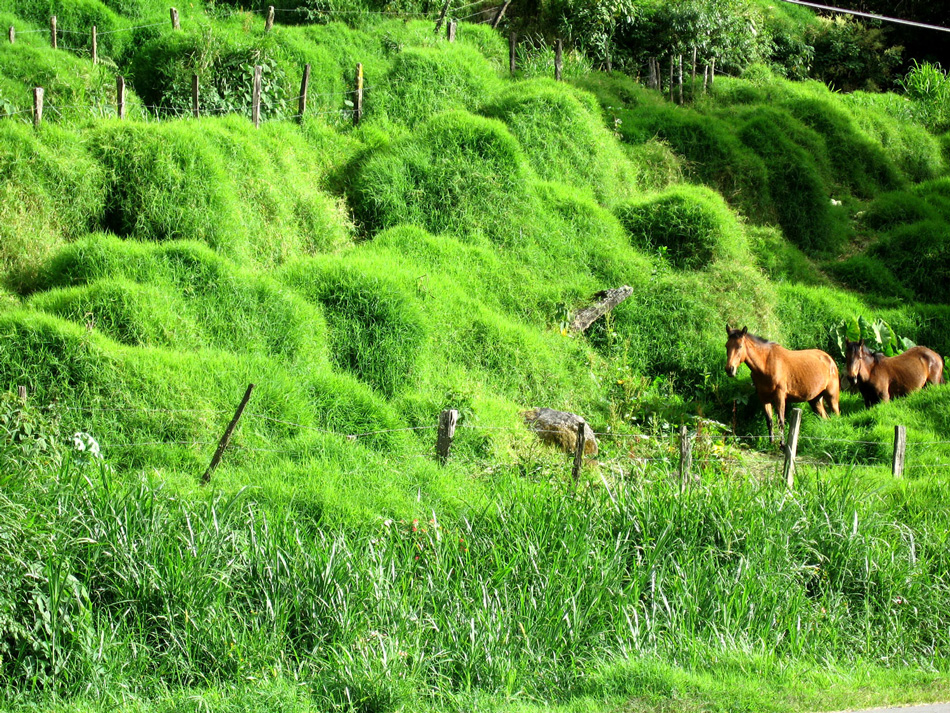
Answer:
845;339;944;408
725;326;840;444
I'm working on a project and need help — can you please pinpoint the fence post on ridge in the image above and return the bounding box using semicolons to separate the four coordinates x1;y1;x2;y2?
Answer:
17;385;27;402
92;26;98;64
33;87;43;129
892;425;907;478
509;32;516;75
265;6;275;33
8;26;13;44
447;19;456;42
436;409;458;466
192;74;199;117
571;420;586;486
679;424;693;494
297;63;310;124
201;383;255;486
353;62;363;125
783;408;802;489
116;75;126;119
170;7;180;30
50;16;56;49
252;65;262;127
555;39;563;81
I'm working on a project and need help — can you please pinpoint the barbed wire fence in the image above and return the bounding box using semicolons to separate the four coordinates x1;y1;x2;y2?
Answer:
31;385;950;491
1;1;552;127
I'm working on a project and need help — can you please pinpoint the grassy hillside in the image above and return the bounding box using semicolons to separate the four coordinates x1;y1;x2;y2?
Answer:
1;2;949;711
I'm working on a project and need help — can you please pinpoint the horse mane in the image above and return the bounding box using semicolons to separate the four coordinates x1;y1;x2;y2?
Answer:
746;333;776;347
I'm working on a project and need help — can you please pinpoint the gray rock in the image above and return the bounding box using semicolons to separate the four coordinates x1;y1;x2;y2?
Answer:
522;408;598;456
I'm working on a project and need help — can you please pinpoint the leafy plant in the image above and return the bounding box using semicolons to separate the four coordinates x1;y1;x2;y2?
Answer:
831;315;915;358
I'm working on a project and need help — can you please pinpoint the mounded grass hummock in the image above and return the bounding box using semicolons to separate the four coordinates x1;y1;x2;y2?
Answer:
614;184;750;270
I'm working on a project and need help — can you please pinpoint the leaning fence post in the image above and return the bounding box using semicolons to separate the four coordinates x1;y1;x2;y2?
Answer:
297;63;310;123
50;16;56;49
555;39;563;81
679;424;693;493
201;384;255;485
92;26;98;64
33;87;43;128
892;425;907;478
251;64;262;127
571;420;586;485
192;74;199;117
116;75;126;119
492;0;512;29
783;408;802;489
434;0;450;33
436;409;458;466
170;7;180;30
353;62;363;125
509;32;517;75
265;6;275;32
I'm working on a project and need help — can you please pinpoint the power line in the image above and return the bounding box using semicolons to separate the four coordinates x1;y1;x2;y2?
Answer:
780;0;950;34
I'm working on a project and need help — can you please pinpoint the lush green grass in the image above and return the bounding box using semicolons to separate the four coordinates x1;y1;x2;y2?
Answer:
1;2;950;711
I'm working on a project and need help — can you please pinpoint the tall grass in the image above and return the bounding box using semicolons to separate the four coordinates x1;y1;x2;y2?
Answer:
2;440;948;708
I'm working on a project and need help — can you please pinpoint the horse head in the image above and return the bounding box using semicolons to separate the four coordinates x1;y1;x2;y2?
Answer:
725;325;748;377
844;339;873;384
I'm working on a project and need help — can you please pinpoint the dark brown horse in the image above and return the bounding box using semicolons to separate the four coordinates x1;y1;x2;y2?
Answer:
725;326;840;444
845;339;944;408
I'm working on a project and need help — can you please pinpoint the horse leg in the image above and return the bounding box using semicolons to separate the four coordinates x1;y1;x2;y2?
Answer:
775;392;787;448
763;402;774;443
809;396;827;419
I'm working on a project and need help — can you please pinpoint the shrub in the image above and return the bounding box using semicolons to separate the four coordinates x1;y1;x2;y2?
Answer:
348;110;531;240
281;257;426;398
737;107;845;254
24;235;329;363
0;123;107;285
862;190;937;230
371;44;502;128
614;185;749;270
482;79;638;204
871;220;950;303
824;255;912;301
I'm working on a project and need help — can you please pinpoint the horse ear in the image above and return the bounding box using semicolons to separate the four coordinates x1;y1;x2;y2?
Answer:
740;326;748;336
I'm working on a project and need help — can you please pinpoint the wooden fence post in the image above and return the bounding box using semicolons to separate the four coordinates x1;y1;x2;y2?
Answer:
555;39;563;81
297;63;310;123
668;55;674;101
50;16;56;49
170;7;180;30
509;32;516;75
710;57;716;86
434;0;450;33
447;19;456;42
192;74;199;117
8;26;13;44
703;62;709;93
677;54;684;104
436;409;458;466
679;424;693;493
92;26;98;64
17;385;27;401
647;58;657;89
892;425;907;478
783;408;802;489
33;87;43;129
201;384;255;485
691;46;697;86
353;62;363;125
251;64;262;127
571;420;586;485
265;5;275;32
492;0;512;29
116;75;126;119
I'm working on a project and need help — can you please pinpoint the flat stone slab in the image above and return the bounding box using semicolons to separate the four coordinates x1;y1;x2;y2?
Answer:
522;407;598;456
